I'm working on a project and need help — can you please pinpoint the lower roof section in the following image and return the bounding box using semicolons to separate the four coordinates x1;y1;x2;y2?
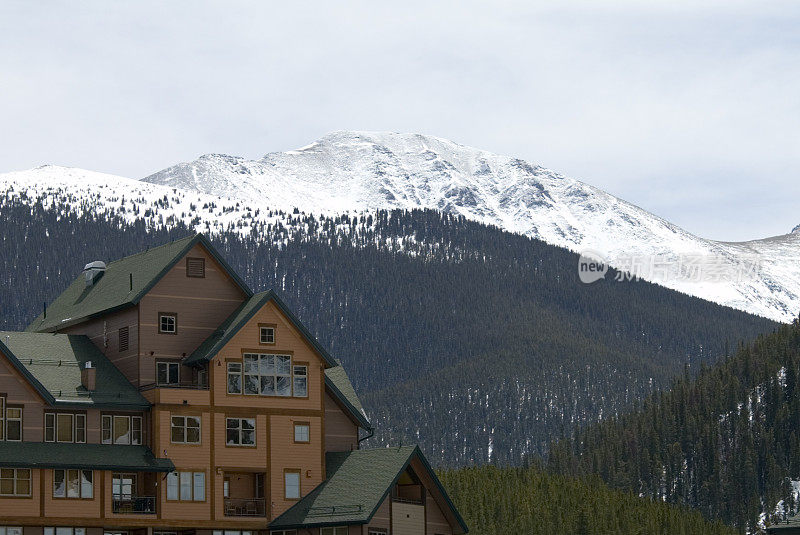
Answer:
269;445;467;533
0;442;175;472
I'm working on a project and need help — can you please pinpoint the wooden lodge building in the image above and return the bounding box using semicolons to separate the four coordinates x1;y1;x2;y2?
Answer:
0;235;467;535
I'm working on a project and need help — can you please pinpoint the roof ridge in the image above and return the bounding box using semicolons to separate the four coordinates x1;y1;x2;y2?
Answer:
103;234;197;267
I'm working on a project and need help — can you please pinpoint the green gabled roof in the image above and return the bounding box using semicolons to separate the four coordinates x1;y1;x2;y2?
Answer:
269;446;468;533
183;290;336;368
0;442;174;472
27;234;251;333
0;331;149;409
325;365;371;430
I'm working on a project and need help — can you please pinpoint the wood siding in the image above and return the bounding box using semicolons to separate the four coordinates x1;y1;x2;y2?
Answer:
324;393;358;452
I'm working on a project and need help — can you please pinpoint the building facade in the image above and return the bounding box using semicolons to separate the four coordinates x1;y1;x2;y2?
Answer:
0;235;466;535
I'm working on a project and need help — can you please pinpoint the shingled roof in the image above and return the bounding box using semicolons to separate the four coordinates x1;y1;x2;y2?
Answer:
0;331;149;409
325;365;371;429
0;442;174;472
27;234;251;333
269;446;467;533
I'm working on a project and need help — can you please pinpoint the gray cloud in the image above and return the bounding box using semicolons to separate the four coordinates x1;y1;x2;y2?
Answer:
1;0;798;240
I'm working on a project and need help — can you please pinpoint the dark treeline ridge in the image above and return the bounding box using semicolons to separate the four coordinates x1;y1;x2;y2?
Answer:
438;464;738;535
0;198;776;467
548;319;800;531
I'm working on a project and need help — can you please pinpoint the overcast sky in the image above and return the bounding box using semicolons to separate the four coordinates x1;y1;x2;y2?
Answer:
1;1;798;241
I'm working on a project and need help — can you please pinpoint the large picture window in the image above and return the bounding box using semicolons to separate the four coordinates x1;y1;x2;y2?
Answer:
171;416;201;444
45;413;86;443
53;469;93;498
226;418;255;446
166;471;205;501
227;354;308;398
102;415;142;445
0;468;31;496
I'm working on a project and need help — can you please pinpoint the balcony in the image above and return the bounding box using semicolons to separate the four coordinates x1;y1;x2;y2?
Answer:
224;498;266;517
112;496;156;514
139;382;210;405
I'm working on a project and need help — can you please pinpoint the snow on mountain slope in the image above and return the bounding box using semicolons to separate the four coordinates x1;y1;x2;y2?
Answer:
1;131;798;323
142;131;800;323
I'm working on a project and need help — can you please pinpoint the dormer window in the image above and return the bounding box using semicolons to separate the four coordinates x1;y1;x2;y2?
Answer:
159;313;177;334
259;325;275;344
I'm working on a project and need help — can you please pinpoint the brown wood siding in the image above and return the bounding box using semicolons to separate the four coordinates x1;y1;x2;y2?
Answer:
41;469;102;518
392;501;425;535
0;352;47;442
62;306;140;387
409;457;459;535
324;393;358;452
138;243;248;386
269;415;323;518
0;469;41;517
367;494;392;532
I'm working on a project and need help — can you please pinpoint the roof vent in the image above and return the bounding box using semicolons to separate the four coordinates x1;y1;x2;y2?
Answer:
83;261;107;287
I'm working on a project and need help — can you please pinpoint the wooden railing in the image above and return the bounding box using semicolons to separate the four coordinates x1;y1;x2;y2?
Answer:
112;496;156;514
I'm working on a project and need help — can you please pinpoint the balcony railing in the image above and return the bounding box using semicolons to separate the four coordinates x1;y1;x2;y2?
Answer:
112;496;157;514
224;498;267;517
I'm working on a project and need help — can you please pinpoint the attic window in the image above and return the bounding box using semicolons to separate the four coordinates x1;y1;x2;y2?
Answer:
159;313;177;334
259;326;275;344
186;257;205;278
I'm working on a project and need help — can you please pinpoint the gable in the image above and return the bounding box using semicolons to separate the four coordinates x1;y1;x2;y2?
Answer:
27;234;251;333
0;347;48;406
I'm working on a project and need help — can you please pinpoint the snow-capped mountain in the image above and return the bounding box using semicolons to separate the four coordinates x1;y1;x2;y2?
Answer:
1;131;798;322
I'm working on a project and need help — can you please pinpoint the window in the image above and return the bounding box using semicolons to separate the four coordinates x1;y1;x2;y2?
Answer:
227;362;242;394
46;413;86;443
284;470;300;500
0;397;4;440
4;407;21;441
259;326;275;344
0;468;31;496
119;327;129;352
0;528;23;535
102;415;142;445
159;313;177;334
293;366;307;397
227;354;307;397
226;418;255;446
166;471;204;501
368;530;388;535
215;532;254;535
44;529;86;535
157;361;180;385
112;473;135;500
171;415;201;444
293;423;310;443
321;528;348;535
53;470;93;498
186;257;205;278
270;532;297;535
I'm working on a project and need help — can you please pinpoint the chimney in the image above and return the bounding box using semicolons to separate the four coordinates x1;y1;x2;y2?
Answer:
83;261;107;287
81;361;96;391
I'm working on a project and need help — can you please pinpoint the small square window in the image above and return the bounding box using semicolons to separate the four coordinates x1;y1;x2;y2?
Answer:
260;326;275;344
294;423;310;443
159;314;177;334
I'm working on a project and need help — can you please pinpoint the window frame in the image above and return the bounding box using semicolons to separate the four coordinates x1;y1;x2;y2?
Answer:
158;312;178;335
293;422;310;444
4;406;22;442
259;324;276;345
0;396;4;441
225;417;256;447
0;468;31;497
101;414;143;445
292;364;308;398
284;469;301;500
170;415;201;445
321;528;349;535
53;469;93;499
156;361;180;386
43;528;86;535
227;362;242;394
227;354;308;398
111;472;137;501
166;471;205;502
45;412;87;443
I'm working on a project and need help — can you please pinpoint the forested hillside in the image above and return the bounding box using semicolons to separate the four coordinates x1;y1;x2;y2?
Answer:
438;464;738;534
0;197;777;466
548;319;800;531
